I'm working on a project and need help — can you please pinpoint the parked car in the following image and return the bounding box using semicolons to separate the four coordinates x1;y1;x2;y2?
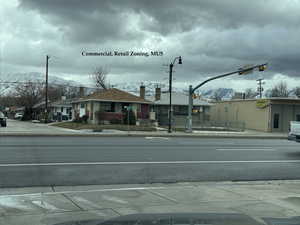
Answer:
288;121;300;142
0;111;7;127
14;112;23;120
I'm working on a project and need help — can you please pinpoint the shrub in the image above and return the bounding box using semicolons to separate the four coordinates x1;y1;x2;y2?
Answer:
73;113;82;123
81;115;89;123
123;109;136;125
21;107;33;121
129;109;136;125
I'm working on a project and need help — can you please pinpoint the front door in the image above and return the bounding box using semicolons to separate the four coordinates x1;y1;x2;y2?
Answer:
141;104;149;119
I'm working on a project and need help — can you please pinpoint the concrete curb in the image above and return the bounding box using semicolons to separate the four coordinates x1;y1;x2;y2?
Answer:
0;133;288;139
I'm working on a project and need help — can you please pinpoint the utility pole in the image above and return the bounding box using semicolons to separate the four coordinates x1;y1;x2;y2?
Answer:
45;55;50;123
257;78;264;99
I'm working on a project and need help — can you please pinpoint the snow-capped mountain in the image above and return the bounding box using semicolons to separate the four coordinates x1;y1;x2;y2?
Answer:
0;72;236;100
0;72;83;95
0;72;81;86
112;82;235;100
200;88;235;100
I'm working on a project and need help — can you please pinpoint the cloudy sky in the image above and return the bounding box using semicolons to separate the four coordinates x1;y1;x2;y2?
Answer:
1;0;300;91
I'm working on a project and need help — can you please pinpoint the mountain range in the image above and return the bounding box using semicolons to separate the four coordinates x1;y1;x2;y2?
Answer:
0;72;235;100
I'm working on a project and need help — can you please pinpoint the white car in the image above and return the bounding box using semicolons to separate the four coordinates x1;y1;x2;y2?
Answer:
288;121;300;142
14;113;23;120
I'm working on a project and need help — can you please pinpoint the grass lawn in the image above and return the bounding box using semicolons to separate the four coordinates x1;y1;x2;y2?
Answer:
50;122;157;131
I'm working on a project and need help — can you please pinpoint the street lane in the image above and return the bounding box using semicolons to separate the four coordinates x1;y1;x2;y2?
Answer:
0;136;300;187
0;137;299;163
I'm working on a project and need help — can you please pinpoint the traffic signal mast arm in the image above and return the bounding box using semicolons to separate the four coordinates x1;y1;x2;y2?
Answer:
191;63;268;94
187;62;268;133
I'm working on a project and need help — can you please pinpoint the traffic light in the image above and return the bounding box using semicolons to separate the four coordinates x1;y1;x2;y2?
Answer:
238;67;253;75
178;56;182;64
259;65;267;71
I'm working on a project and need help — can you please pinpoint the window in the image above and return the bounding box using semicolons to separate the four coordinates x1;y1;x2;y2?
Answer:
102;102;115;112
296;114;300;121
80;103;85;108
273;113;280;129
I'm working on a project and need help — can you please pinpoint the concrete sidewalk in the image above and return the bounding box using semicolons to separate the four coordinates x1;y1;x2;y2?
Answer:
0;180;300;225
0;120;288;139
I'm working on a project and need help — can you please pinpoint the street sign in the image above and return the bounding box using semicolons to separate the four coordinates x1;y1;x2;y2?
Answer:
256;99;268;109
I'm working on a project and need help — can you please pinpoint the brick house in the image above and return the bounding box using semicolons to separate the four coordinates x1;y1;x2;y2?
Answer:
71;88;152;124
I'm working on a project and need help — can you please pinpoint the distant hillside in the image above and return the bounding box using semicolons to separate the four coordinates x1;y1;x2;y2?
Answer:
0;72;83;95
1;72;236;100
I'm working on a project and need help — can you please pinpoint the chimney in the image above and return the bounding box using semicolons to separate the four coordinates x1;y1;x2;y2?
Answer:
61;96;66;101
155;87;161;101
79;87;85;97
140;85;145;99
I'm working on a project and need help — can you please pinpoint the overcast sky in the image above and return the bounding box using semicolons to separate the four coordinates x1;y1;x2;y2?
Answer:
1;0;300;91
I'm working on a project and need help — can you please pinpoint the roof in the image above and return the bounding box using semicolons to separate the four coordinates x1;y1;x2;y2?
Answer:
33;99;74;109
33;101;50;109
72;88;152;104
214;97;300;104
148;92;212;106
50;98;74;107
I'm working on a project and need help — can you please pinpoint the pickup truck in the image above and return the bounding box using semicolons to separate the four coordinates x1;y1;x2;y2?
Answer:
288;121;300;142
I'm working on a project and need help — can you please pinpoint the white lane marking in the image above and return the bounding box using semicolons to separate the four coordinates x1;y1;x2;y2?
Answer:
216;148;275;151
145;137;169;140
0;160;300;167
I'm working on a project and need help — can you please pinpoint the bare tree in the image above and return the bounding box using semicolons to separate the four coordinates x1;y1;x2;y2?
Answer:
244;88;257;99
0;95;18;107
267;81;289;97
14;81;44;108
14;81;44;120
90;66;109;89
293;87;300;97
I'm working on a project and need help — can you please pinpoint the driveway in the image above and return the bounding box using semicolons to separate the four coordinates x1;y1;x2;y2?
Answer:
0;119;79;135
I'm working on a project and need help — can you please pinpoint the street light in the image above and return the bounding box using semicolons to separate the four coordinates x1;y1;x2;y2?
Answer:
186;63;268;133
45;55;50;123
168;56;183;133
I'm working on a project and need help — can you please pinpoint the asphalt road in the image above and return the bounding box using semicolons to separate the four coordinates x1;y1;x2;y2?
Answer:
0;136;300;187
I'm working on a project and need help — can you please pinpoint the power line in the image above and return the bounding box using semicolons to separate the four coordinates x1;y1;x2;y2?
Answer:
0;81;99;90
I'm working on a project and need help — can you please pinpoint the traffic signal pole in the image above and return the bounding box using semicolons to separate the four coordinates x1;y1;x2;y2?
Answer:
45;55;49;123
168;63;173;133
186;63;268;133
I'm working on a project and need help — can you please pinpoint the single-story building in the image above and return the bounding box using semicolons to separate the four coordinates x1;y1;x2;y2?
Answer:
209;98;300;132
32;97;73;121
32;101;50;120
147;87;212;126
71;88;152;125
50;96;73;121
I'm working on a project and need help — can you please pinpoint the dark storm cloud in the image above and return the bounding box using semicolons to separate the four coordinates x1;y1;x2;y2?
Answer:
8;0;300;82
19;0;300;37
